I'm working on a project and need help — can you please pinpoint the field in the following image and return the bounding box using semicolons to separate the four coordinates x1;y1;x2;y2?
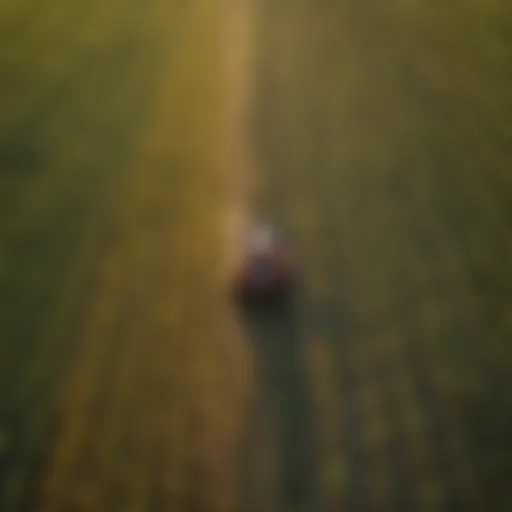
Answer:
0;0;511;510
251;0;512;510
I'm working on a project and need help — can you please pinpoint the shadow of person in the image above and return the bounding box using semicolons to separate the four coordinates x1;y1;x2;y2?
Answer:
236;295;318;512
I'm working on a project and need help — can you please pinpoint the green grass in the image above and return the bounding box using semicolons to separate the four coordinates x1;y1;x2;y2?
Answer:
1;0;511;510
252;0;512;509
0;0;168;506
0;1;250;510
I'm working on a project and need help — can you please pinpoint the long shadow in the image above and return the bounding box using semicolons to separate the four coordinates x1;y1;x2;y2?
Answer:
238;295;318;512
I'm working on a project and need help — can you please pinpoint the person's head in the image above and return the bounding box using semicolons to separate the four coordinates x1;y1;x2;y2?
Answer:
248;225;274;255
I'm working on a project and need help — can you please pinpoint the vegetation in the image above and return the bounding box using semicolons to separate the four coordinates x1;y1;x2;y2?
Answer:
0;1;250;510
253;0;512;509
0;0;510;510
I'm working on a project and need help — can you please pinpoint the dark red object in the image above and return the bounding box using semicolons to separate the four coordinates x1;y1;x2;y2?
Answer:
233;251;295;308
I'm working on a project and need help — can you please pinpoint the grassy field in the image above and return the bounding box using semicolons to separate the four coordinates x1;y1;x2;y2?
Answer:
0;0;511;510
0;1;252;510
252;0;512;510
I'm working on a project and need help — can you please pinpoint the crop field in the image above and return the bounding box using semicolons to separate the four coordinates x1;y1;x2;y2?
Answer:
0;0;511;511
251;0;512;510
0;1;251;510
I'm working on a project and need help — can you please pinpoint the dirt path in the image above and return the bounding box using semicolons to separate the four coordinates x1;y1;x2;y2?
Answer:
222;1;279;510
221;0;258;282
224;1;321;511
224;0;287;510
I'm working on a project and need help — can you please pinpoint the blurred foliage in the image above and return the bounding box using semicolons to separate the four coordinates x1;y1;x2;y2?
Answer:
0;0;511;510
253;0;512;509
0;0;250;511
